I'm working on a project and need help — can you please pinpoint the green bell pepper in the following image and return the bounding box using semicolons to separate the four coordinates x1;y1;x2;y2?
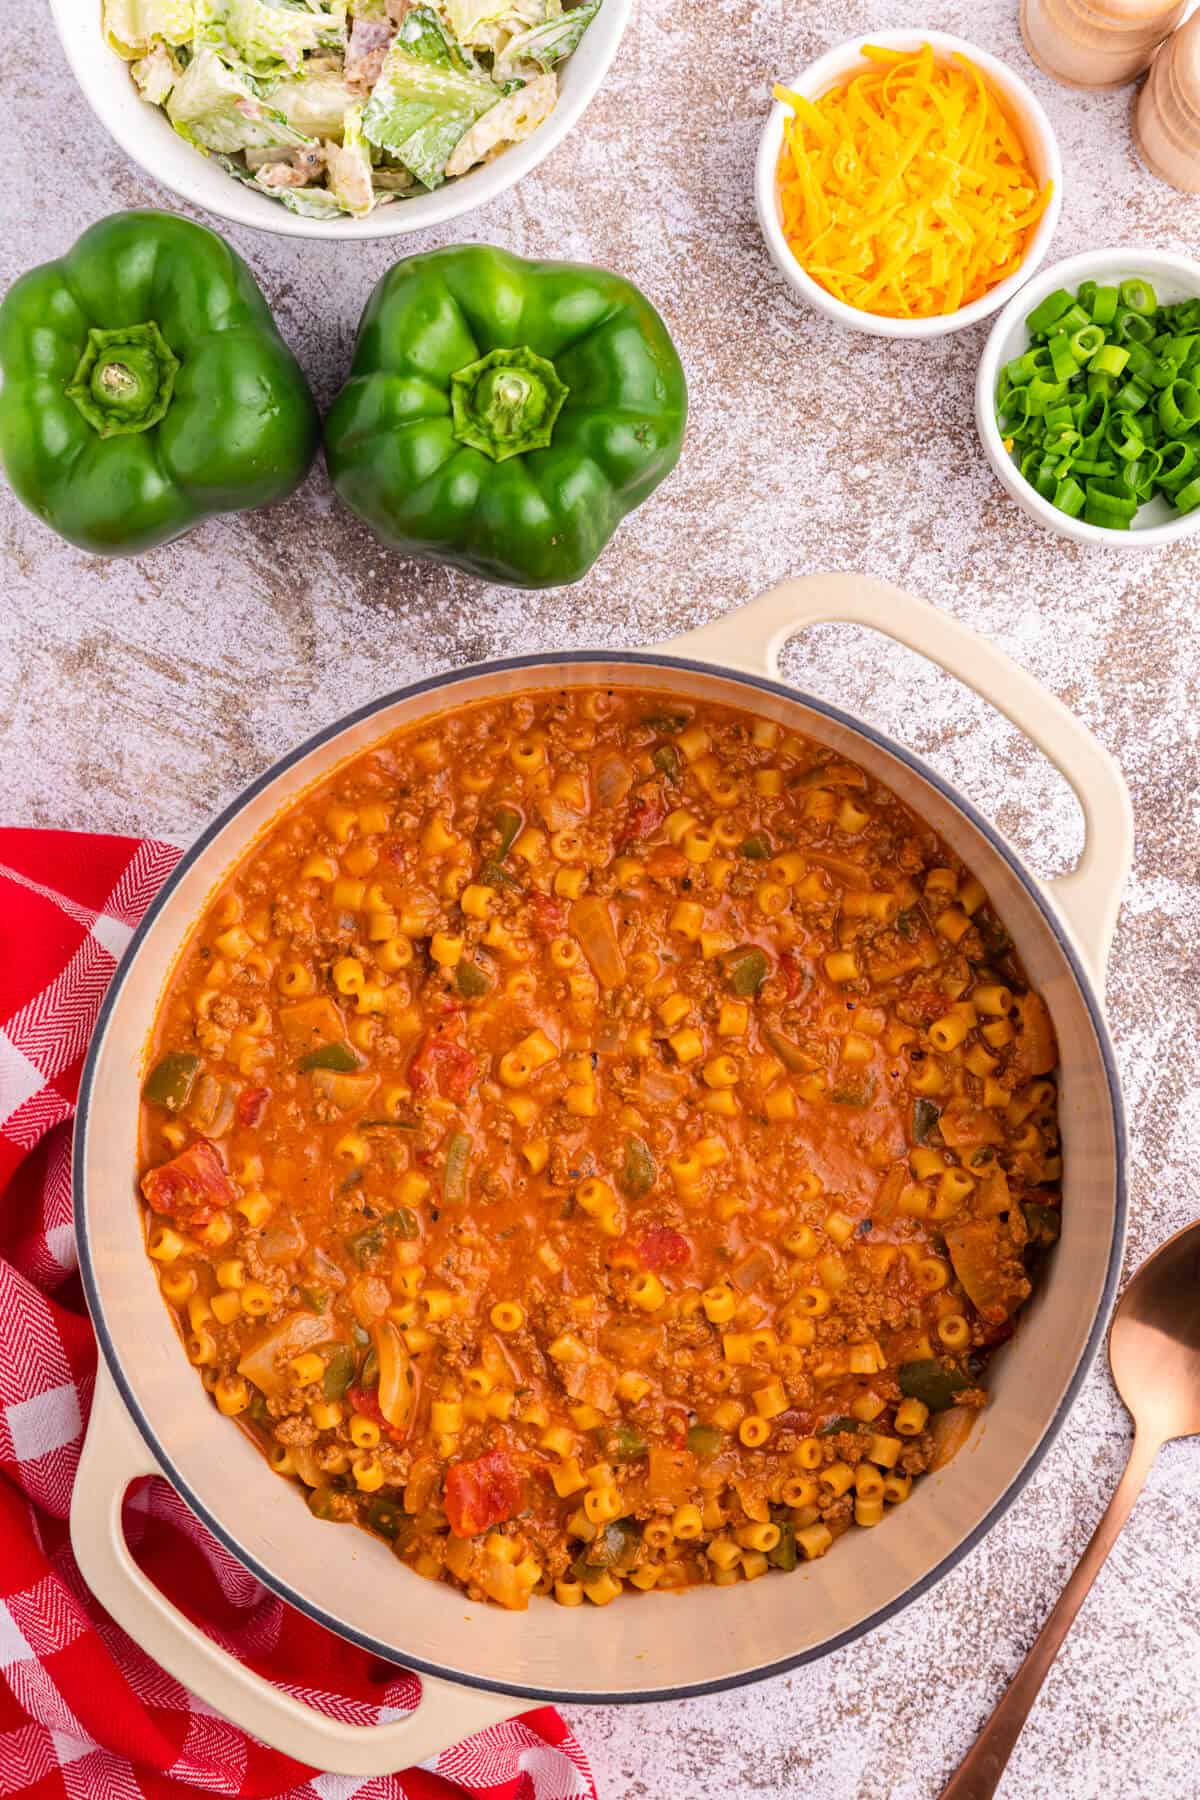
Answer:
0;211;319;556
324;245;687;587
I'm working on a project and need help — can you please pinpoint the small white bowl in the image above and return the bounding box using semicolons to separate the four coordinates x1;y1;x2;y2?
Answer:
755;30;1063;340
976;247;1200;550
48;0;631;239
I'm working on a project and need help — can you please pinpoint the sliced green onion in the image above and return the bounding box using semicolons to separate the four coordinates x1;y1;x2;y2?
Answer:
1158;440;1198;492
1104;415;1144;461
1000;276;1192;531
1026;288;1075;335
1159;379;1200;437
1116;309;1155;345
1047;334;1078;384
1113;377;1151;415
1120;278;1157;315
1090;285;1119;327
1173;473;1200;512
1070;324;1104;362
1052;476;1086;518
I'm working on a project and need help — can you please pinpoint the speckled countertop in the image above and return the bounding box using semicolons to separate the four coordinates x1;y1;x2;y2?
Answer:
1;0;1198;1794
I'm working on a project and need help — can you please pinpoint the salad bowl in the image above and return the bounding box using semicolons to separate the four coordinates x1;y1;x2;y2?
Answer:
49;0;631;238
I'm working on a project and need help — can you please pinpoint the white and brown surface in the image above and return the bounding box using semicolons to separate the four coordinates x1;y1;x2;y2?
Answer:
1;0;1198;1794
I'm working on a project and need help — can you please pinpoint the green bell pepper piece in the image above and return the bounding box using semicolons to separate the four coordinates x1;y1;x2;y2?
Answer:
619;1135;656;1198
686;1423;722;1457
322;1344;357;1400
0;210;319;556
299;1042;359;1072
899;1359;969;1412
454;960;490;998
324;245;687;588
725;946;769;997
142;1050;200;1111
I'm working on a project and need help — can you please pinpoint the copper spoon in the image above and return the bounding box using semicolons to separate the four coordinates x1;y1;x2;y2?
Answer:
939;1220;1200;1800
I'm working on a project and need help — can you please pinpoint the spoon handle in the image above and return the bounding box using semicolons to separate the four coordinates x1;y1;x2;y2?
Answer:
938;1428;1162;1800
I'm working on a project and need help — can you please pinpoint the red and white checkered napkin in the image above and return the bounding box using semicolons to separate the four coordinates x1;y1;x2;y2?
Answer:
0;829;597;1800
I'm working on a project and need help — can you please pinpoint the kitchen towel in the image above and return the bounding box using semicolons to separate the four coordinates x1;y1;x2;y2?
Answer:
0;829;596;1800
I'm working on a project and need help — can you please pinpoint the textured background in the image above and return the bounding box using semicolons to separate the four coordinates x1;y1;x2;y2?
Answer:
2;0;1199;1795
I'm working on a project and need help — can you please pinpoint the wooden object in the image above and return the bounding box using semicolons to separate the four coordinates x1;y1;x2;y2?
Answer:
1021;0;1185;88
1135;12;1200;191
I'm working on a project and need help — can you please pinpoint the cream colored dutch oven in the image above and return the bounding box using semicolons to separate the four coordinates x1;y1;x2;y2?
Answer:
72;574;1131;1777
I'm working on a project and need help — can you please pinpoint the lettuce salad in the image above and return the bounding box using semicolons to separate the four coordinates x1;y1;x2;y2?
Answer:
104;0;602;219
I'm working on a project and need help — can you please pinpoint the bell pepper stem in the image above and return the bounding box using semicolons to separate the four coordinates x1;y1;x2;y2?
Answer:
66;321;180;438
450;345;568;462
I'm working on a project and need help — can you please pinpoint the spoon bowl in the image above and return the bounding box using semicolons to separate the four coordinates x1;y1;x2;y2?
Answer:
1109;1220;1200;1443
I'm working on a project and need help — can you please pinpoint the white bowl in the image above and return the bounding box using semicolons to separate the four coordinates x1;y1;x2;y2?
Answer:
976;247;1200;549
755;30;1063;340
48;0;631;239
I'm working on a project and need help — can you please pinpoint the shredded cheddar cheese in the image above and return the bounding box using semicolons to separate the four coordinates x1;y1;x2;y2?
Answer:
774;44;1052;320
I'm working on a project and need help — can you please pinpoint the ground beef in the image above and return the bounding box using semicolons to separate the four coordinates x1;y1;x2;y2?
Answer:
275;1414;318;1447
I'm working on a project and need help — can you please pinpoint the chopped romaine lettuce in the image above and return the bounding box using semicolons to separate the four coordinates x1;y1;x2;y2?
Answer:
324;102;376;214
167;47;314;152
361;16;499;189
267;66;360;137
443;0;552;49
273;185;346;217
132;42;184;103
445;68;555;175
194;0;347;79
104;0;194;56
495;0;599;74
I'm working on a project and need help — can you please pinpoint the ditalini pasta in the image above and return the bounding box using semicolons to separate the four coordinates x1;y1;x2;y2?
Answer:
138;688;1062;1609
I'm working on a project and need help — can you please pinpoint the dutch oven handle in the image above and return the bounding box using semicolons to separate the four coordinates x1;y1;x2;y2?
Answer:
71;1366;523;1776
658;573;1133;989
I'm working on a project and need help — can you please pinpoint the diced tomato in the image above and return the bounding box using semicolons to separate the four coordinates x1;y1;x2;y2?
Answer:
663;1410;689;1452
634;1226;690;1270
409;1018;477;1103
780;952;807;1001
444;1448;521;1539
646;846;689;882
237;1086;270;1128
140;1138;234;1228
619;786;666;846
527;893;567;937
346;1384;405;1441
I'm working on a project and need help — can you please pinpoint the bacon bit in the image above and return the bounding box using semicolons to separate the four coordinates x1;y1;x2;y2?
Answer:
140;1139;234;1228
237;1086;270;1128
409;1017;477;1103
444;1448;521;1538
346;1384;405;1441
780;951;807;1000
527;892;567;937
619;785;666;846
634;1226;690;1270
646;846;688;882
